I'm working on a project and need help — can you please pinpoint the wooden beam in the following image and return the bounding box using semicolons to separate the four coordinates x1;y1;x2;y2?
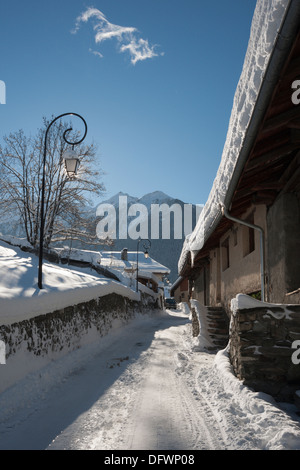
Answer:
252;129;290;157
252;190;278;206
251;182;282;191
246;142;296;171
279;151;300;184
260;107;300;136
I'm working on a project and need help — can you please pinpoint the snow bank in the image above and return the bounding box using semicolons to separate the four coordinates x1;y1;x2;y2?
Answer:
190;299;215;351
214;346;300;450
177;302;190;315
178;0;290;272
0;239;141;325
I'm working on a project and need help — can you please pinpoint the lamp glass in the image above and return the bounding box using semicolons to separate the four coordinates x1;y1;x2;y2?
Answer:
64;149;80;177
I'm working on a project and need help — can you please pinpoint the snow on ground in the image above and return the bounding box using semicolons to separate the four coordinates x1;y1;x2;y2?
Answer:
1;237;300;450
0;306;300;450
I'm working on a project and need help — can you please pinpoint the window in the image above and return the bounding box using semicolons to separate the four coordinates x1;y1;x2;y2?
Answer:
232;227;238;246
221;237;230;271
243;213;255;256
248;225;255;253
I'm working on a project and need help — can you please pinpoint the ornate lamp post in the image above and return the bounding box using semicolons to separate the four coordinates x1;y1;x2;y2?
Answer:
38;113;88;289
136;238;151;292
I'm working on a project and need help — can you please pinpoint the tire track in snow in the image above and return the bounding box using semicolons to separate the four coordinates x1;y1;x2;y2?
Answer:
172;331;228;449
123;322;227;450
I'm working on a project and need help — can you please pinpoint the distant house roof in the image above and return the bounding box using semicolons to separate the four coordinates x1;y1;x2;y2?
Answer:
178;0;300;275
100;251;170;275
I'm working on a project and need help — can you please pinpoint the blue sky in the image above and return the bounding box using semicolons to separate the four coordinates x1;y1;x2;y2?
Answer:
0;0;257;206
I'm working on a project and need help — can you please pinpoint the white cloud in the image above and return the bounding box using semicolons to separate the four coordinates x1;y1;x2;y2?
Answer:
89;48;103;59
73;7;162;65
120;38;159;65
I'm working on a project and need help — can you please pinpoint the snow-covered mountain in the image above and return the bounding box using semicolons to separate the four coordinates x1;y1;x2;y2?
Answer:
96;190;202;282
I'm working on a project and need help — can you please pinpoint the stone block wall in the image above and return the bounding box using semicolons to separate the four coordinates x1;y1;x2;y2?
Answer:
0;291;159;393
229;304;300;402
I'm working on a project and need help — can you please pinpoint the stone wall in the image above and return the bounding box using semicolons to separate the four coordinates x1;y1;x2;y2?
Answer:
229;304;300;402
0;291;159;393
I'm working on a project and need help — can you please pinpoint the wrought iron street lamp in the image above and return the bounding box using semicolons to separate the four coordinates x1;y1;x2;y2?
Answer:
38;112;87;289
136;238;151;292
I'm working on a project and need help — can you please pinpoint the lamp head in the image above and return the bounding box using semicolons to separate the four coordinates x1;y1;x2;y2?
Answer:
64;148;80;178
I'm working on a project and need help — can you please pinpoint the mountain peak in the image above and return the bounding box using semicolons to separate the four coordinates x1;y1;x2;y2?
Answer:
101;190;179;208
138;191;172;206
103;192;138;206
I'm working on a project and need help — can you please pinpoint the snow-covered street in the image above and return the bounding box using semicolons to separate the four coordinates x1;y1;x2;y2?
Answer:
1;308;300;451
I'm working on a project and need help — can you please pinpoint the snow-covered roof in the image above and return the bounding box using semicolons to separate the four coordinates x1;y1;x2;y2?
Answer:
178;0;299;274
55;247;101;265
54;247;170;276
137;270;161;286
100;251;170;274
